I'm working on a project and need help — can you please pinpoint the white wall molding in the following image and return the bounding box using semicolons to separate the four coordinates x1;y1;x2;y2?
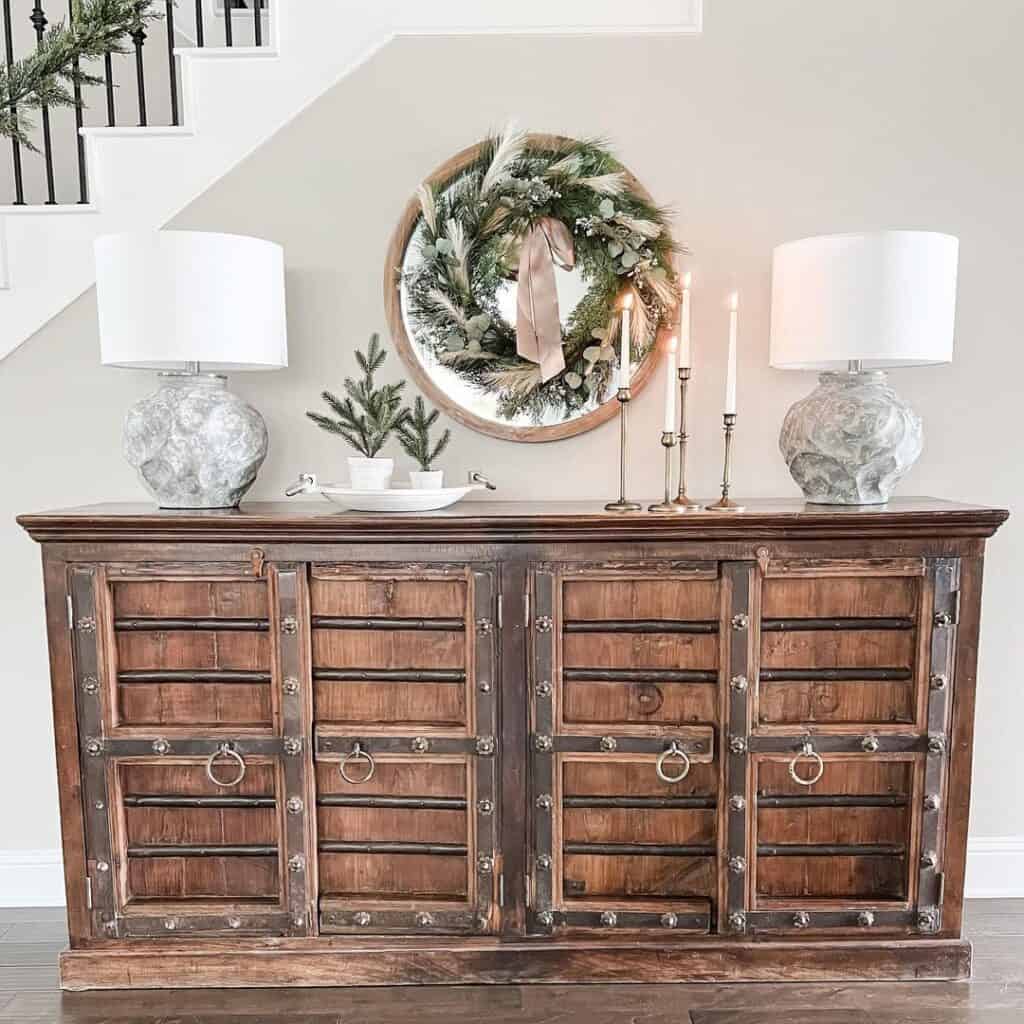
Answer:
2;834;1022;907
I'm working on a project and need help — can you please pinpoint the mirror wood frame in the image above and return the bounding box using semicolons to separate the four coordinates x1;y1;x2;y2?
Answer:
384;133;678;444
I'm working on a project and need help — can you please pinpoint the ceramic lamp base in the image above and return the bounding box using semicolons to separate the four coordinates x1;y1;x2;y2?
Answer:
123;373;268;509
780;370;923;505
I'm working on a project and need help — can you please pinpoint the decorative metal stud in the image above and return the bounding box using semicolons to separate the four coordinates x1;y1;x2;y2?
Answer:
793;911;811;929
164;918;177;931
731;613;749;631
96;860;109;873
85;738;102;757
861;735;880;753
933;612;953;628
927;734;946;756
475;735;496;756
536;854;552;872
477;798;494;815
283;676;299;696
599;735;618;752
728;911;747;933
286;796;304;815
921;850;938;870
858;911;876;929
917;908;939;933
76;617;96;633
476;617;493;636
537;910;554;927
600;911;617;928
81;676;99;696
476;913;490;931
534;734;553;752
152;738;170;756
536;794;553;811
354;911;371;927
930;673;948;691
660;912;678;929
730;674;748;693
728;856;747;875
280;616;298;635
411;736;430;754
478;680;492;694
536;680;552;698
728;795;746;812
93;800;104;811
924;793;942;811
416;912;434;928
535;616;553;633
729;735;748;755
287;855;305;873
283;737;302;756
477;854;494;874
228;917;241;929
292;915;305;930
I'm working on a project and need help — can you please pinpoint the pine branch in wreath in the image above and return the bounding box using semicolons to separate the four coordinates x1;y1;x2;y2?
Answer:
0;0;162;149
396;396;451;472
306;334;407;458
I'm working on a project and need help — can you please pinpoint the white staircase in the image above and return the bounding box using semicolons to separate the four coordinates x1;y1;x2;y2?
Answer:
0;0;701;360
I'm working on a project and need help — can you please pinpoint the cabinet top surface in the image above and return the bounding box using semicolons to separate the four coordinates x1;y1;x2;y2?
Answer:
17;497;1008;544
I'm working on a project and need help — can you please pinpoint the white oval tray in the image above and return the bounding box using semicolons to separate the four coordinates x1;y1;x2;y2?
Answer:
286;474;484;512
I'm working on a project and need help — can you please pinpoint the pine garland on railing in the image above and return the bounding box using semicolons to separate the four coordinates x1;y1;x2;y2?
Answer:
0;0;161;148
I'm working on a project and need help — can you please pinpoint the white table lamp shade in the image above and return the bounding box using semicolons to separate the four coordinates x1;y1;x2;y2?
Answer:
96;231;288;370
769;231;959;370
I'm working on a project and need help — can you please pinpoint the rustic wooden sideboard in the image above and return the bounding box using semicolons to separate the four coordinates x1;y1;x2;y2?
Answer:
17;498;1008;990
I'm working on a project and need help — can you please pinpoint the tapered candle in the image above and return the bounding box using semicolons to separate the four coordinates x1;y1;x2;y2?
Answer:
725;292;739;414
663;335;678;432
679;272;692;369
619;292;633;388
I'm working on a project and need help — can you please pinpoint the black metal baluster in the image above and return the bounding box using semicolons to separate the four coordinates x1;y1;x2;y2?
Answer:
194;0;203;46
2;0;25;204
164;0;178;125
223;0;233;46
103;52;115;125
31;2;56;203
131;8;147;126
253;0;262;46
68;0;87;202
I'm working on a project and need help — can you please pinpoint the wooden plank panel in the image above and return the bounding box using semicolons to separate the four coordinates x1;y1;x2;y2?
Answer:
563;579;720;621
310;578;466;618
757;680;915;726
318;853;467;899
563;633;718;670
119;682;272;728
561;854;714;899
125;807;278;846
756;759;914;798
312;630;464;670
562;679;717;726
116;631;270;671
756;807;909;846
563;808;715;846
563;759;717;798
120;762;276;797
755;856;906;900
314;681;465;728
762;577;918;619
315;760;466;799
127;857;279;900
318;807;467;845
112;579;269;619
760;630;915;670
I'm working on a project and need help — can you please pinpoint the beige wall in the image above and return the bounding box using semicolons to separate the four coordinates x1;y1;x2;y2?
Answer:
2;0;1022;854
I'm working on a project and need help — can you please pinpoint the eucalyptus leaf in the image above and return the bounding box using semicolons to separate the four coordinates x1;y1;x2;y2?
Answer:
583;345;602;364
599;198;615;219
607;240;624;258
436;238;455;257
592;327;608;341
445;335;466;352
422;244;437;261
621;250;639;269
565;372;583;389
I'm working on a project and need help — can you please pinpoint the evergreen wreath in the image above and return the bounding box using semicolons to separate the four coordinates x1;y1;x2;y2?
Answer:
402;126;681;422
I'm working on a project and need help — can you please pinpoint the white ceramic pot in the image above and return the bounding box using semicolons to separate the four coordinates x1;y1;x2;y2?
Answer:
348;456;394;491
410;470;444;490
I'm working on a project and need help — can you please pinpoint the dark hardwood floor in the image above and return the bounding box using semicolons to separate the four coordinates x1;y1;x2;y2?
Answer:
1;901;1022;1022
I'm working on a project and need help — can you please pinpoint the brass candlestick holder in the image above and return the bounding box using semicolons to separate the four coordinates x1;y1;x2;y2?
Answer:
605;387;641;512
673;366;699;510
706;412;745;512
649;431;683;513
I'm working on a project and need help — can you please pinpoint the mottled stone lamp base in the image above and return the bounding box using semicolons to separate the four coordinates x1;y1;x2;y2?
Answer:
123;374;268;509
779;371;923;505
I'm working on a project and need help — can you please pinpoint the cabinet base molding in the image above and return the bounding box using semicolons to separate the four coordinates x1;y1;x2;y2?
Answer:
59;939;972;990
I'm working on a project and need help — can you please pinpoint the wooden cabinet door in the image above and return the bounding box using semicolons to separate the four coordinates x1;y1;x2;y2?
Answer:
528;562;720;935
310;563;499;935
68;563;316;939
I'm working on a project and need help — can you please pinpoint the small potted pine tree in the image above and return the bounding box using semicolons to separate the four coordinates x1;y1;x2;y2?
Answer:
306;334;407;490
397;396;452;489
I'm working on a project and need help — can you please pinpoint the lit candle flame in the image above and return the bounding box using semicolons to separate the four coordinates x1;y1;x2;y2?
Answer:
683;272;692;289
729;291;739;312
621;291;635;310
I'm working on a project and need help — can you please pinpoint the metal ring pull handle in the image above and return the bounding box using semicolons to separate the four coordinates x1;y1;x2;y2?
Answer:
206;743;246;788
340;742;375;785
788;740;825;787
656;741;691;784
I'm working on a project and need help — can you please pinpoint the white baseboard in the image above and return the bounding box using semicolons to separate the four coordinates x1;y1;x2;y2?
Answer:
2;838;1023;907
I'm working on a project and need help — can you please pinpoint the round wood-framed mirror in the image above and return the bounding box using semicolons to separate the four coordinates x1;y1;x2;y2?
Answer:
384;131;681;443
